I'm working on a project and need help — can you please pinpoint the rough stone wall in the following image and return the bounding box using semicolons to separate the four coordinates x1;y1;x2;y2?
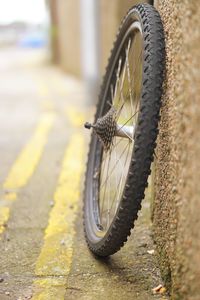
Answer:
153;1;200;299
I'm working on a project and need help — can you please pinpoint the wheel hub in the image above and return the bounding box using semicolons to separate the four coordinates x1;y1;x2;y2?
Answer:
85;107;117;151
84;107;135;150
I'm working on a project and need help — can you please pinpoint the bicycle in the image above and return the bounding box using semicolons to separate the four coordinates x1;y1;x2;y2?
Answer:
84;3;165;257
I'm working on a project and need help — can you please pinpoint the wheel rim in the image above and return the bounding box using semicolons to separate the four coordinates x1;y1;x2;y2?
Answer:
92;21;143;239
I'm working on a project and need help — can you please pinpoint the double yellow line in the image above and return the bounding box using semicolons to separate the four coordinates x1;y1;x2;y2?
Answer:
32;133;84;299
0;75;86;299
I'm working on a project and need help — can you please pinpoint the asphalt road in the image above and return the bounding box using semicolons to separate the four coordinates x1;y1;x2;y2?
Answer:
0;48;167;300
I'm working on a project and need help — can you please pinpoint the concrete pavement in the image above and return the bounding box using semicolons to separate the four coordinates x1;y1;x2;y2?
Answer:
0;47;167;300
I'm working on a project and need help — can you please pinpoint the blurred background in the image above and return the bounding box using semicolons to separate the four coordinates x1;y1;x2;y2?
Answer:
0;1;200;299
0;0;151;103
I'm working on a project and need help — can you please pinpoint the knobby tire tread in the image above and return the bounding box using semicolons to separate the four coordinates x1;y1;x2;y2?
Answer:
83;3;165;257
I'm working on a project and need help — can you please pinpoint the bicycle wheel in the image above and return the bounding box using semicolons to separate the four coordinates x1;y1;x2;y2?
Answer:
84;3;165;257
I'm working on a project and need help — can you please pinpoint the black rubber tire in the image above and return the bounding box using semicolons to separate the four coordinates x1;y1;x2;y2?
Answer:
84;3;165;257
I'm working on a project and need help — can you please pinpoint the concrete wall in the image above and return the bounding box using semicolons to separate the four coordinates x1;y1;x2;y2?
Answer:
49;0;82;76
152;1;200;299
57;0;81;76
49;0;149;77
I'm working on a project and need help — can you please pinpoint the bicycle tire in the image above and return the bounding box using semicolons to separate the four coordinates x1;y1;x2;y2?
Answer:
84;3;165;257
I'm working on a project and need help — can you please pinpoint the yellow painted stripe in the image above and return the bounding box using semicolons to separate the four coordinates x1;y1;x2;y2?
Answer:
41;99;55;112
3;113;55;190
4;192;17;201
33;75;55;112
65;107;85;128
37;81;49;98
49;76;66;97
32;134;85;300
0;207;9;234
0;113;55;237
34;73;51;100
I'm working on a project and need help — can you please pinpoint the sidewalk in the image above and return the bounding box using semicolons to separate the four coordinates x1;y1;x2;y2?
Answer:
0;47;168;300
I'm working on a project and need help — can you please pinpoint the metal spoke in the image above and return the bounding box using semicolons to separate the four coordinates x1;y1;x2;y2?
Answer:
100;147;112;220
114;57;122;101
117;110;139;133
97;29;143;232
125;41;135;127
101;139;131;217
100;141;130;190
100;136;126;165
114;141;131;212
108;140;131;216
116;50;142;121
116;39;131;118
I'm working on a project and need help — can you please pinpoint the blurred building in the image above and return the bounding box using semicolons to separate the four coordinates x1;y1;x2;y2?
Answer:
0;0;48;48
47;0;150;78
0;22;27;46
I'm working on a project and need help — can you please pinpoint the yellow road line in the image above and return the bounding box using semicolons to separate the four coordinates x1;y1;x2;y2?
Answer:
0;113;55;236
41;100;55;112
33;75;55;112
32;134;85;300
3;113;55;190
65;107;85;128
0;207;9;234
37;81;49;98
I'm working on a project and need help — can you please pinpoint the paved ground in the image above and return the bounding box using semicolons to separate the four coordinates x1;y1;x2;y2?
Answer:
0;47;168;300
